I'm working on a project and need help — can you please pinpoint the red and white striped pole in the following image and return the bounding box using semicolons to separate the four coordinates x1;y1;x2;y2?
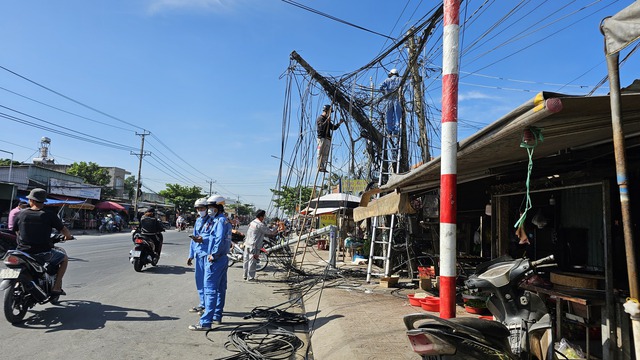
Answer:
439;0;460;319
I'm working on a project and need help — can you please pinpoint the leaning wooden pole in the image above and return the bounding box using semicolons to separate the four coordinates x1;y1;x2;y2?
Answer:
439;0;460;320
290;51;383;150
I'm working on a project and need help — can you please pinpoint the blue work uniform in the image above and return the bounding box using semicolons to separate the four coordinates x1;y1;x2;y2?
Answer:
189;214;213;310
380;75;402;134
200;213;231;325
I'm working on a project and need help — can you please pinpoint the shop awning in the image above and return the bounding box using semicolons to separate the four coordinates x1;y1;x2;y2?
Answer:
380;91;640;193
353;191;415;222
19;196;93;209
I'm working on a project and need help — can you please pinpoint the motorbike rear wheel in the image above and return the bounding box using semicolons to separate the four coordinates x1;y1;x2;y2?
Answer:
133;258;143;272
3;280;28;324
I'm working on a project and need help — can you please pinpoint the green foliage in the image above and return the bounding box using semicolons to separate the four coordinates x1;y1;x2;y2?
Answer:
67;161;113;199
271;185;313;216
158;184;206;213
228;202;255;216
0;158;21;166
124;176;137;200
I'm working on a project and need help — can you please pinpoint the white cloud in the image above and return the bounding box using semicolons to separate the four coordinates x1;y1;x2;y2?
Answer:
458;91;496;102
147;0;235;14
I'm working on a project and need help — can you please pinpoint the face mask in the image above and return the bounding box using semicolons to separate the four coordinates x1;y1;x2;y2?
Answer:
198;210;207;217
208;208;217;215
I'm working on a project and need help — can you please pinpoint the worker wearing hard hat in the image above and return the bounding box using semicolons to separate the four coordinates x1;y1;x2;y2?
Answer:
380;68;402;134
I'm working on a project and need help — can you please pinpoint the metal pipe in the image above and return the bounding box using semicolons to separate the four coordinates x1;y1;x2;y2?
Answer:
605;52;639;360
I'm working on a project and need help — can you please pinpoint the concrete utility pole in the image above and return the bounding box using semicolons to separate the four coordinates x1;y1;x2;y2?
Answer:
131;131;151;216
439;0;460;320
207;179;216;197
407;28;431;164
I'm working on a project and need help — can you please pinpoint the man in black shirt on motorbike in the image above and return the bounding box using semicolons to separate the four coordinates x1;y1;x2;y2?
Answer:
139;207;165;259
14;188;73;296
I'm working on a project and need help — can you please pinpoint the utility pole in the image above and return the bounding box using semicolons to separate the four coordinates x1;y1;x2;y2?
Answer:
207;179;216;196
131;131;151;217
407;27;431;163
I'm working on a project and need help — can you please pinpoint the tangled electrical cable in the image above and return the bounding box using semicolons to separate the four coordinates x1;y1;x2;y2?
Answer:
245;306;308;325
217;324;304;360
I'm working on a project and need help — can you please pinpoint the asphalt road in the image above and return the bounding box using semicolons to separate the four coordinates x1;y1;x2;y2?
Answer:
0;227;298;359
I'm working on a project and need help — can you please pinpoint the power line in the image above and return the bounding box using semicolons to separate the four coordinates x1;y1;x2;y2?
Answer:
280;0;396;40
0;64;145;131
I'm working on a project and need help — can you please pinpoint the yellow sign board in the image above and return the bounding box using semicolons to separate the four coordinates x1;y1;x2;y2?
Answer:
341;179;368;194
319;214;337;228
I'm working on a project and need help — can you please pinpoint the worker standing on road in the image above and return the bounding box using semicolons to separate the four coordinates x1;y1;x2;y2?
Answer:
316;104;344;172
186;198;211;316
380;68;402;134
190;195;230;330
243;210;277;281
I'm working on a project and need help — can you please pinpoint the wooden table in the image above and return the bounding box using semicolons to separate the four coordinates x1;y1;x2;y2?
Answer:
520;283;606;359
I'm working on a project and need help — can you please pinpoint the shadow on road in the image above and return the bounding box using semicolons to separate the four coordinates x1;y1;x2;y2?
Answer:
142;265;192;275
15;300;179;332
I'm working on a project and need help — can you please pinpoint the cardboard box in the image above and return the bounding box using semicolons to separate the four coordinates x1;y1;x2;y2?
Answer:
379;276;399;288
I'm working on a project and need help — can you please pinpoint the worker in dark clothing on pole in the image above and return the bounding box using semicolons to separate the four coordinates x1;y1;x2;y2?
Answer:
316;104;344;172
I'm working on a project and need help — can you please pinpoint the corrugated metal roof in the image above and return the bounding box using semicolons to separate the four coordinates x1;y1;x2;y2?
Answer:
381;92;640;193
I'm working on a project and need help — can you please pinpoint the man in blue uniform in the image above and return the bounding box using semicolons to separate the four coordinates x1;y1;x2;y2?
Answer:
186;198;211;316
380;68;402;134
190;195;230;330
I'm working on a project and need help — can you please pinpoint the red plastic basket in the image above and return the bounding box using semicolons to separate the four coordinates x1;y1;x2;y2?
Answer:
407;294;423;307
420;297;440;312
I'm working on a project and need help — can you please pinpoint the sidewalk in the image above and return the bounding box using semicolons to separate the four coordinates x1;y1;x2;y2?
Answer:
292;247;479;360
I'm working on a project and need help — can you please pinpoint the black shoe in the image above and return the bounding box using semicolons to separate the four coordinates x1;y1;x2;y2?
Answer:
51;289;66;296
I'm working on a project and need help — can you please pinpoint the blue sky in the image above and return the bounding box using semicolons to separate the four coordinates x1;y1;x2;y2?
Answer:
1;0;638;211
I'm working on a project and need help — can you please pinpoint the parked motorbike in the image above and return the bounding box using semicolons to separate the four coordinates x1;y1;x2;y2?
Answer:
404;254;557;359
227;231;268;271
129;229;162;272
0;234;71;324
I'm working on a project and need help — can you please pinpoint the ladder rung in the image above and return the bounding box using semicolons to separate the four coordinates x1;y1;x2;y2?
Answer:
376;226;391;230
369;272;386;277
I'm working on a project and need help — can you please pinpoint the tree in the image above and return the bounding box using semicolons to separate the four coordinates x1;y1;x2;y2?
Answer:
0;158;21;166
271;185;313;216
158;184;206;214
67;161;114;199
124;176;137;200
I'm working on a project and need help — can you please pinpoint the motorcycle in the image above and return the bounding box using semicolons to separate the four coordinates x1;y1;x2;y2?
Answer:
99;216;117;233
404;254;557;359
129;229;162;272
0;234;70;324
227;231;268;271
0;230;17;259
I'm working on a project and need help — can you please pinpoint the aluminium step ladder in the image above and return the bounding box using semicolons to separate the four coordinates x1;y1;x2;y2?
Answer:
366;131;402;283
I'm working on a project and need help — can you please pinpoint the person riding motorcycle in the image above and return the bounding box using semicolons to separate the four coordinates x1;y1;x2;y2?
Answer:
139;207;165;259
13;188;73;296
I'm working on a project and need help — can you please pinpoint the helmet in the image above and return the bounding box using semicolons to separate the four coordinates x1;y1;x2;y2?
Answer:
194;198;207;208
207;194;225;206
322;104;331;112
389;68;398;76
